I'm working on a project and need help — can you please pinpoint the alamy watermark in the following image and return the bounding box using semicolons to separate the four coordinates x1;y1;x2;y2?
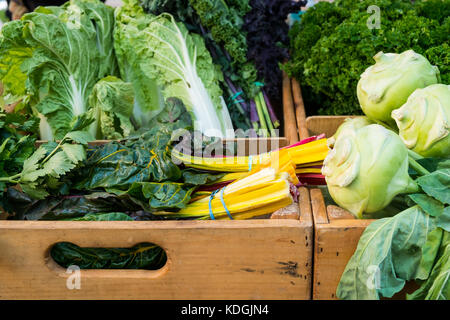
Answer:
66;265;81;290
367;5;381;30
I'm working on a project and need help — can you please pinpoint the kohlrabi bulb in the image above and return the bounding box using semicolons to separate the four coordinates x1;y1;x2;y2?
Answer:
357;50;440;126
392;84;450;158
322;124;419;218
327;117;374;149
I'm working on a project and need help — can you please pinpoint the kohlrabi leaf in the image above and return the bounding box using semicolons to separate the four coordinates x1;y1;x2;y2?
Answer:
408;193;444;217
436;207;450;232
408;232;450;300
416;169;450;205
415;227;444;280
336;206;435;300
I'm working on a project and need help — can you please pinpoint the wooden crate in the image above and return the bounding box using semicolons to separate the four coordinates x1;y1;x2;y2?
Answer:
304;116;419;300
0;79;315;300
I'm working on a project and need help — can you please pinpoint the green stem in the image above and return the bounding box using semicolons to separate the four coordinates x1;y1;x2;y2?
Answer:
408;156;430;176
0;173;21;184
258;91;275;137
254;97;268;137
407;149;423;161
41;137;66;165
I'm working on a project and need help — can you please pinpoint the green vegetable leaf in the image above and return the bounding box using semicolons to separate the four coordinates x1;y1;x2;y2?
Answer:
408;193;444;217
65;131;95;145
50;242;166;269
436;207;450;232
88;76;135;140
61;144;86;164
68;212;133;221
337;206;435;300
417;169;450;205
115;1;234;138
0;0;118;140
408;232;450;300
415;228;443;280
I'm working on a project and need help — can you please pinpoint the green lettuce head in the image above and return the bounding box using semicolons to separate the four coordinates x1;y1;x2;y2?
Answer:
391;84;450;158
322;124;419;218
357;50;440;126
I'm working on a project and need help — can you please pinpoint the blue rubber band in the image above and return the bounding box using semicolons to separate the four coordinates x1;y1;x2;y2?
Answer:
254;81;264;87
248;155;253;171
208;189;220;220
208;188;233;220
219;187;233;220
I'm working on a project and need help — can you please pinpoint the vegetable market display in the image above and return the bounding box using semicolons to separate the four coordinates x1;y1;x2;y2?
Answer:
0;0;305;140
317;49;449;300
0;0;322;271
284;0;449;116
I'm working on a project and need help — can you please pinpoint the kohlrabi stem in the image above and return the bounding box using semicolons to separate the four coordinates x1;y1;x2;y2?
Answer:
407;149;423;161
408;156;430;176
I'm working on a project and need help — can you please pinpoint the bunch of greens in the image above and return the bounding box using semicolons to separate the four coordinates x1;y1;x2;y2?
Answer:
4;98;223;219
336;158;449;300
115;0;234;139
0;0;125;140
0;112;38;207
2;98;223;270
0;114;94;200
139;0;303;136
284;0;450;116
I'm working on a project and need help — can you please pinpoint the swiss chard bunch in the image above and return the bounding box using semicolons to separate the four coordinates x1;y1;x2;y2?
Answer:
337;157;449;300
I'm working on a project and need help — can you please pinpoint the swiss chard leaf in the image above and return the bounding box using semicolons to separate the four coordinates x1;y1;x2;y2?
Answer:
51;242;167;270
6;188;143;220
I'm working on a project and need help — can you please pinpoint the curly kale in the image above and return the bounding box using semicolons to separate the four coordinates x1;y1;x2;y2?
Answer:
284;0;450;116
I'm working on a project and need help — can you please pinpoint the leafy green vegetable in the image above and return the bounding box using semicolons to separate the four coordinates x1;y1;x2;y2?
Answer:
5;189;143;220
67;212;134;221
408;193;444;217
0;112;38;208
337;206;435;300
109;181;196;210
408;232;450;300
51;242;167;270
88;76;135;140
416;169;450;205
115;0;233;138
0;0;119;140
285;0;450;116
0;114;94;199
